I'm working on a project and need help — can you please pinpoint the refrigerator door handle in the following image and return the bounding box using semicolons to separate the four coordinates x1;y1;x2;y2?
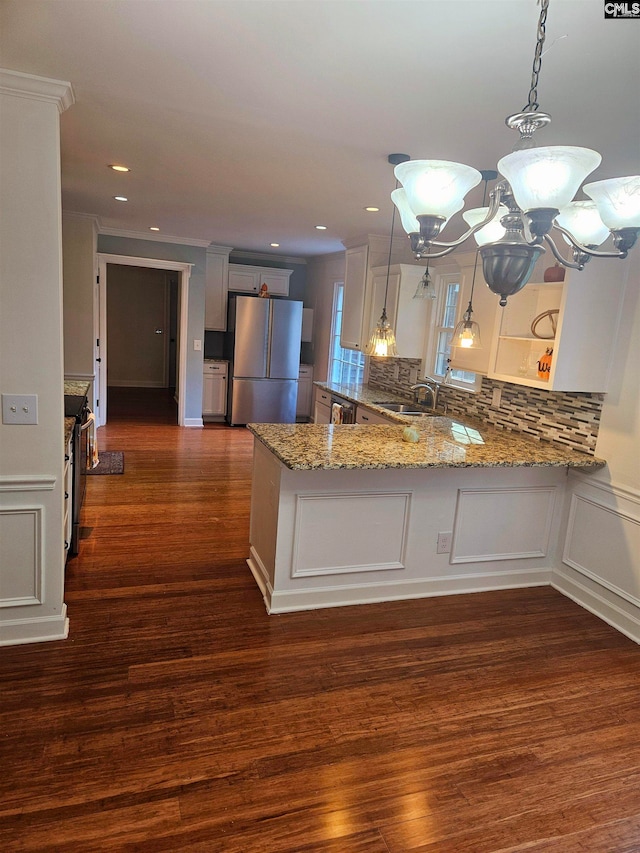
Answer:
266;301;274;378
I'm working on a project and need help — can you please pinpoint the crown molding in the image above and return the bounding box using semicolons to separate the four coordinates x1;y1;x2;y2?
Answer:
63;211;101;229
0;69;74;112
99;227;211;248
230;250;307;266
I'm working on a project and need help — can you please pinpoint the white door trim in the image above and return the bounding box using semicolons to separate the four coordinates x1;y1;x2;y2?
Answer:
96;254;193;427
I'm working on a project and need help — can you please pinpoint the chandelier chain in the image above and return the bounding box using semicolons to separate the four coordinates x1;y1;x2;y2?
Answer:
523;0;549;113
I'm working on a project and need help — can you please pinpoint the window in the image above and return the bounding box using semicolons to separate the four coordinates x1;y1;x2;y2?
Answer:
430;272;478;390
329;282;365;385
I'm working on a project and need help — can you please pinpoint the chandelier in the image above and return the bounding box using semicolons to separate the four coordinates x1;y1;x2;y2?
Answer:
391;0;640;306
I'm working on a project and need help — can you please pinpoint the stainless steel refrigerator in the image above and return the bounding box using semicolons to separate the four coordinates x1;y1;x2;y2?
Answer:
226;295;303;425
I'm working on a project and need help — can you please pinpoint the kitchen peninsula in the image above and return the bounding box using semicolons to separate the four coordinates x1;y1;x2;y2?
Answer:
246;411;604;614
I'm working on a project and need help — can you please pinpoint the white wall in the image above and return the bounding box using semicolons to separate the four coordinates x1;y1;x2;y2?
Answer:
0;70;73;645
62;213;98;407
306;252;345;382
554;256;640;642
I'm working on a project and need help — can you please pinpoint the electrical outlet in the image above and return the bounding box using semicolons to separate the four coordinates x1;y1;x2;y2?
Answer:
491;387;502;408
193;339;202;351
437;531;452;554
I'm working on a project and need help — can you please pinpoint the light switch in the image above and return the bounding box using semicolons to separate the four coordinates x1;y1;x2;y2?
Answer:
2;394;38;425
193;339;202;351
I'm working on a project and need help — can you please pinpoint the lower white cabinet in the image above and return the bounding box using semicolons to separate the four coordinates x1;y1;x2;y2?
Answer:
203;361;227;420
313;386;332;424
355;407;394;425
297;365;313;421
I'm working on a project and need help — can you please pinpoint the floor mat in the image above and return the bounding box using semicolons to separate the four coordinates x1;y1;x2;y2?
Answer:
87;451;124;475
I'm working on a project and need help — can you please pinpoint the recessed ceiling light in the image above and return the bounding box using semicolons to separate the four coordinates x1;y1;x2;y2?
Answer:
270;242;280;247
109;164;130;172
315;225;327;230
365;206;380;212
149;227;160;231
114;196;128;202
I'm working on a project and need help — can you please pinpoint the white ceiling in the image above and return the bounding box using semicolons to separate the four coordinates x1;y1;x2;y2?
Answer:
1;0;638;257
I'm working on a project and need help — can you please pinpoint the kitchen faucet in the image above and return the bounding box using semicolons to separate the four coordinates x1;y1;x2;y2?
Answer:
410;378;439;412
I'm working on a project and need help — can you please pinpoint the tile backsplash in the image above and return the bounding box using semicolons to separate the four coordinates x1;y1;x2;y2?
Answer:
368;357;603;455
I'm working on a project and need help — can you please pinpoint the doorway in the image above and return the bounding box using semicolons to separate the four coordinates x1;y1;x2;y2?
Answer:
96;254;192;426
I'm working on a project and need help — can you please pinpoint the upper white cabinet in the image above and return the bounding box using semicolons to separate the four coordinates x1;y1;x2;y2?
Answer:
205;245;232;331
487;259;627;392
340;244;369;351
341;235;427;353
228;263;293;296
368;264;434;359
448;251;501;376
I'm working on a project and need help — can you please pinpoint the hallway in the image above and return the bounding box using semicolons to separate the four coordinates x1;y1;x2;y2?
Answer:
1;405;640;851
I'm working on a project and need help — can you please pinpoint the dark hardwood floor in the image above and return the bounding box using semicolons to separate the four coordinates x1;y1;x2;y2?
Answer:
2;388;640;852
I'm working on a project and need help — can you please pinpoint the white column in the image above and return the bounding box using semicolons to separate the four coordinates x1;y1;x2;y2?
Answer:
0;69;74;645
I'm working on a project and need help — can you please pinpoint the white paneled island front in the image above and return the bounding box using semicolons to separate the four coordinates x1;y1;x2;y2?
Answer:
246;419;604;614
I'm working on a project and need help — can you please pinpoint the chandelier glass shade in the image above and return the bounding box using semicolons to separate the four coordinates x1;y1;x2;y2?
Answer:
496;146;602;212
389;0;640;303
556;201;610;248
583;176;640;230
394;160;482;220
462;205;509;246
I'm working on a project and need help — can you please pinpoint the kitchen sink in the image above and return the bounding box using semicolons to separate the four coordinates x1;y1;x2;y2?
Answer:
376;402;436;416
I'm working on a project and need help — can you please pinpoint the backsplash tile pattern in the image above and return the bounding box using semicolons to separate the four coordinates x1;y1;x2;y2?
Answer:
369;357;603;455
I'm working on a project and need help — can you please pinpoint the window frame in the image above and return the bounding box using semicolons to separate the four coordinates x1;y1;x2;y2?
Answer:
426;270;481;393
328;281;366;386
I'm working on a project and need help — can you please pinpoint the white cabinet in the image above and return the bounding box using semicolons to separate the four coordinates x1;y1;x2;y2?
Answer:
297;365;313;421
203;361;228;419
368;264;434;359
487;259;627;392
313;386;332;424
228;264;293;296
355;407;394;425
341;244;369;351
205;245;232;331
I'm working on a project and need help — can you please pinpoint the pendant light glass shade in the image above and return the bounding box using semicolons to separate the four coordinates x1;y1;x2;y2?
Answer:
394;160;482;220
462;205;509;246
391;188;420;235
453;307;482;349
556;200;609;247
365;309;398;358
497;146;601;212
583;175;640;230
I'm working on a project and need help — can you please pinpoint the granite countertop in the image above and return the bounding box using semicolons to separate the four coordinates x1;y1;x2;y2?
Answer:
64;417;76;447
64;380;91;397
249;379;605;471
247;421;605;471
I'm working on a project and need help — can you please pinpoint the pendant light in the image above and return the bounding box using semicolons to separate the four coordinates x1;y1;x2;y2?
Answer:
388;0;640;305
413;255;437;300
365;153;410;357
452;170;497;349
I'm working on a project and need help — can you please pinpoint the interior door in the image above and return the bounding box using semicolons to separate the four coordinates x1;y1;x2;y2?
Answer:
94;273;104;425
106;265;169;387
